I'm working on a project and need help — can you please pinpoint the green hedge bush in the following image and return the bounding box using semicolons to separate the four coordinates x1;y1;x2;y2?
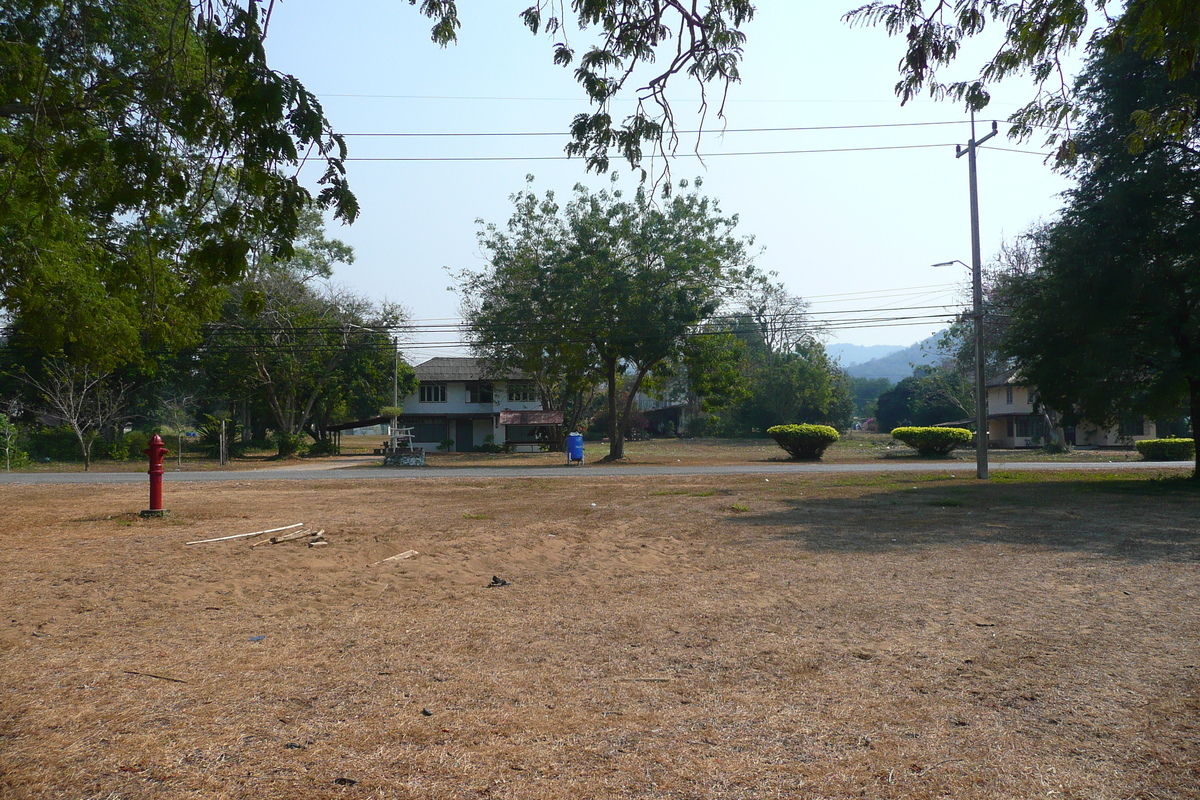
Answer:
767;424;840;460
307;438;339;456
26;426;80;461
891;426;973;456
1134;437;1195;461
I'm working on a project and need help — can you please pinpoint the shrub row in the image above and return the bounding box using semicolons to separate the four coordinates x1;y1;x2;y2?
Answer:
767;424;840;460
1134;437;1195;462
891;426;973;456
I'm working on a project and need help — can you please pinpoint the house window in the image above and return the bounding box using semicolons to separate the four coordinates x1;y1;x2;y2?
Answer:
507;382;537;403
1119;416;1145;437
1006;418;1014;438
1006;385;1014;405
413;419;447;442
419;383;447;403
466;382;494;404
1015;416;1045;439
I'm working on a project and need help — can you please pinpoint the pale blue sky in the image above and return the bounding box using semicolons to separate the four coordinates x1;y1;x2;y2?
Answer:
263;2;1079;358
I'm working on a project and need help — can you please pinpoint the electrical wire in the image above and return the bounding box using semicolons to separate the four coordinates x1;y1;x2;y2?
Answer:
341;142;1058;162
340;121;979;137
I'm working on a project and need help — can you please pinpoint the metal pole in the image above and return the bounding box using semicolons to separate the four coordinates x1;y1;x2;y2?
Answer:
391;336;399;452
957;113;997;480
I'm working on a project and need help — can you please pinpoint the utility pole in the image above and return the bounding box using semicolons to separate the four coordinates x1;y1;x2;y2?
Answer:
957;113;998;480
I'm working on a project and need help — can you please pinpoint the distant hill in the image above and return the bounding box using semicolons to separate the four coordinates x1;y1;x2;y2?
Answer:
842;332;951;382
825;342;907;367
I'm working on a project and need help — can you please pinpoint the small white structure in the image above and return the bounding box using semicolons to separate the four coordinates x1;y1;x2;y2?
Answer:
987;372;1156;448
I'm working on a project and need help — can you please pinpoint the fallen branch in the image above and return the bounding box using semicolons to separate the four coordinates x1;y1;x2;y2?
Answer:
124;670;187;684
186;523;303;546
373;550;418;566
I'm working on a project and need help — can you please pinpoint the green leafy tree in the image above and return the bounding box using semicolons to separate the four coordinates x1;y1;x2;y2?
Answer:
707;277;853;435
202;277;409;457
844;1;1200;158
1;1;355;367
849;376;892;419
463;176;753;460
731;344;853;434
198;209;413;456
875;372;972;433
1003;45;1200;474
460;181;601;442
2;2;753;367
570;179;753;459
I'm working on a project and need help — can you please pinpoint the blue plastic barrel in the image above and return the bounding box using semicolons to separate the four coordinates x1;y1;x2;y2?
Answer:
566;432;585;464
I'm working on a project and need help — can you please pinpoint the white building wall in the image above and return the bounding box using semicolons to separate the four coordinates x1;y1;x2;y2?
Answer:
987;383;1158;447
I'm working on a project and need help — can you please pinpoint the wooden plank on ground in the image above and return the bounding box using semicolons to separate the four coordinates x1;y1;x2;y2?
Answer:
373;550;418;566
186;523;303;546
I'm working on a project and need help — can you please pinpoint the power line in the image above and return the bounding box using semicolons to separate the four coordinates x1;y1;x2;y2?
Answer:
343;142;1053;162
340;120;977;137
343;143;992;162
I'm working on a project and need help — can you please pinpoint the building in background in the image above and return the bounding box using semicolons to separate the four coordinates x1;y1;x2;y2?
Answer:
986;372;1156;448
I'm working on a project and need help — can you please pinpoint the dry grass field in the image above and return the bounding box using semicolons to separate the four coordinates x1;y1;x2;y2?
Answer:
1;470;1197;799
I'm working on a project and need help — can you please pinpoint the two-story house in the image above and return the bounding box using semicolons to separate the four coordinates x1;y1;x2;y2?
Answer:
987;372;1156;448
397;357;557;452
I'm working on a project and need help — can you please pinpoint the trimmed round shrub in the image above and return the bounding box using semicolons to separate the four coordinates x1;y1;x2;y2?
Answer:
891;426;972;456
767;424;840;461
270;431;307;457
306;438;339;456
1135;437;1195;462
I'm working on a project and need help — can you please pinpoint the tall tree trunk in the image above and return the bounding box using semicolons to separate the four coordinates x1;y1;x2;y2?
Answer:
605;358;623;460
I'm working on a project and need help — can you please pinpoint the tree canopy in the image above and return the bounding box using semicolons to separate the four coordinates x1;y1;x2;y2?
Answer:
1003;45;1200;472
874;372;971;433
1;1;755;368
706;278;853;436
461;176;754;459
198;212;413;456
0;1;355;367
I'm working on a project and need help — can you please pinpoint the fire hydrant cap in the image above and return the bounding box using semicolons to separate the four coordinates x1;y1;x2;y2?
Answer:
144;433;169;457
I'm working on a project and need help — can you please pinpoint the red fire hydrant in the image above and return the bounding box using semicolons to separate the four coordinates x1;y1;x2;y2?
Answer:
141;433;170;518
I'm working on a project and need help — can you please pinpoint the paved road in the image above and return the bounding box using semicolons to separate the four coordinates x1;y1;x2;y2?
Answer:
0;458;1189;485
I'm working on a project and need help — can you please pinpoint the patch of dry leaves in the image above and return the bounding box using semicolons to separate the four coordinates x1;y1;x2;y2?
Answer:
1;472;1197;799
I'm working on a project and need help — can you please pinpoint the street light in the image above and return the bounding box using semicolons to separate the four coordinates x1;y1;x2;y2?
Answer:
933;258;988;479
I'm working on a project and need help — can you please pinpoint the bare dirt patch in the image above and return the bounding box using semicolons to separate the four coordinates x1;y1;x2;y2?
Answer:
1;472;1197;798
